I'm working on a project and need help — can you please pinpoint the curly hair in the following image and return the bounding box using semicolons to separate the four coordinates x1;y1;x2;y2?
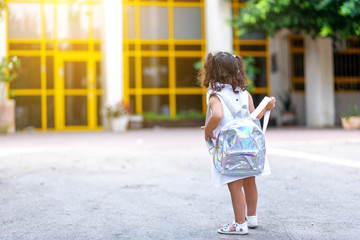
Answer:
197;51;247;93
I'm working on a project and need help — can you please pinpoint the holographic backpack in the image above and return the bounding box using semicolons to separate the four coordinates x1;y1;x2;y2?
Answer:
206;96;271;176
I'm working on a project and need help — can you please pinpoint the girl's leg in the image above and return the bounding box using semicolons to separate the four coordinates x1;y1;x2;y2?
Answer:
243;176;258;216
227;179;246;224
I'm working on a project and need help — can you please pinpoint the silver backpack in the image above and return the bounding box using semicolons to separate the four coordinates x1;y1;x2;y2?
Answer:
206;96;271;176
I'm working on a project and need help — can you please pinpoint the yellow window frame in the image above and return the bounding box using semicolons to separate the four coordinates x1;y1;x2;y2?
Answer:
7;0;102;131
123;0;206;117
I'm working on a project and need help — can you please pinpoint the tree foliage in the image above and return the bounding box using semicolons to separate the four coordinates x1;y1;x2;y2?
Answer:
232;0;360;39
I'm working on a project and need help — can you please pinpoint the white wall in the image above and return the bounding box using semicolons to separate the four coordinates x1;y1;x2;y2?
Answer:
205;0;232;53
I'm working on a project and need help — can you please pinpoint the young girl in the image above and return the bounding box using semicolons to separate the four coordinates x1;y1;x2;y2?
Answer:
199;52;276;235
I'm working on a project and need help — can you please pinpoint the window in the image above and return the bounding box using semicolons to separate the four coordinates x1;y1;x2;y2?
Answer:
290;36;360;92
8;0;102;131
123;0;205;116
289;36;305;91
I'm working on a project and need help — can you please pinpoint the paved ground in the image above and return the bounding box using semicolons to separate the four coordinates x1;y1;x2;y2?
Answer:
0;127;360;240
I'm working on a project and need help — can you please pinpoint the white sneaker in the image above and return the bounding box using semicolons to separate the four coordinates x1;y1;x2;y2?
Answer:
247;216;258;228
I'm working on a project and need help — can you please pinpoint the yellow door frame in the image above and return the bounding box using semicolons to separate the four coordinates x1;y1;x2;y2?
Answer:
55;52;101;131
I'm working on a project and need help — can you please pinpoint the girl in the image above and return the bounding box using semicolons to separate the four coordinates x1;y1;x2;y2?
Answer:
199;52;276;235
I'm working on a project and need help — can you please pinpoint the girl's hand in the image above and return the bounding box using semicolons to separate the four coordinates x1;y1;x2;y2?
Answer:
266;96;276;110
201;126;216;141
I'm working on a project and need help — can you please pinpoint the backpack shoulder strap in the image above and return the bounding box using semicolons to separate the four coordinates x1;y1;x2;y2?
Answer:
250;96;271;133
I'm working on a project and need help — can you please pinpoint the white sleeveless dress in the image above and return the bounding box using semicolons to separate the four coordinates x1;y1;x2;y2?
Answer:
206;84;271;187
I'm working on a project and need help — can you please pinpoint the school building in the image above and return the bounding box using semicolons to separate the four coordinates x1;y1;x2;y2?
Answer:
2;0;359;131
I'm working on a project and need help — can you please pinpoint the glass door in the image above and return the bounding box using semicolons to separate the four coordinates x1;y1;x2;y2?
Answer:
55;54;100;130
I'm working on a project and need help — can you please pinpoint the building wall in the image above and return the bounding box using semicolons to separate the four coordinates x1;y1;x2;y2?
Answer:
6;1;358;130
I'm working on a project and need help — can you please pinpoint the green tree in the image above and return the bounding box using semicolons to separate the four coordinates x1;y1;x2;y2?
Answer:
232;0;360;39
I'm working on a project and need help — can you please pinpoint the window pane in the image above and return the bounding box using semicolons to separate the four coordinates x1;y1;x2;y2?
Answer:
9;44;41;50
143;95;169;114
64;61;87;89
97;95;103;126
176;95;202;113
334;53;360;77
292;39;304;47
65;96;87;126
130;95;136;114
92;4;101;39
175;45;201;51
175;58;199;87
10;56;41;89
14;96;42;129
129;57;135;88
292;54;304;77
8;3;41;39
334;53;360;91
47;96;54;129
293;83;305;91
59;43;88;51
239;45;266;51
44;4;54;39
46;43;54;50
239;31;266;40
96;61;102;88
57;4;89;39
142;57;169;88
254;57;267;88
127;6;135;39
47;57;54;89
174;7;201;40
141;45;168;51
140;6;168;39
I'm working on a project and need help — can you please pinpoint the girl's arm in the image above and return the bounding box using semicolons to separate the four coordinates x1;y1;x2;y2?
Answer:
247;91;276;119
203;95;223;140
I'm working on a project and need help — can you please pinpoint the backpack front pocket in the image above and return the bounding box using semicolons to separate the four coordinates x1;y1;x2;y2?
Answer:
223;151;262;175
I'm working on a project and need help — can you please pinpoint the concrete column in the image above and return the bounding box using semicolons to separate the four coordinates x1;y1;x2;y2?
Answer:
270;30;291;126
205;0;233;53
304;36;335;127
101;0;123;106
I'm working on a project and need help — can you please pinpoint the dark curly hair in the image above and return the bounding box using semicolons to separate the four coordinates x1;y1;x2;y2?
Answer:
197;51;247;93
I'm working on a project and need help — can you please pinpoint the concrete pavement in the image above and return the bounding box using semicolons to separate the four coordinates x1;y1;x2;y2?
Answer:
0;128;360;240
